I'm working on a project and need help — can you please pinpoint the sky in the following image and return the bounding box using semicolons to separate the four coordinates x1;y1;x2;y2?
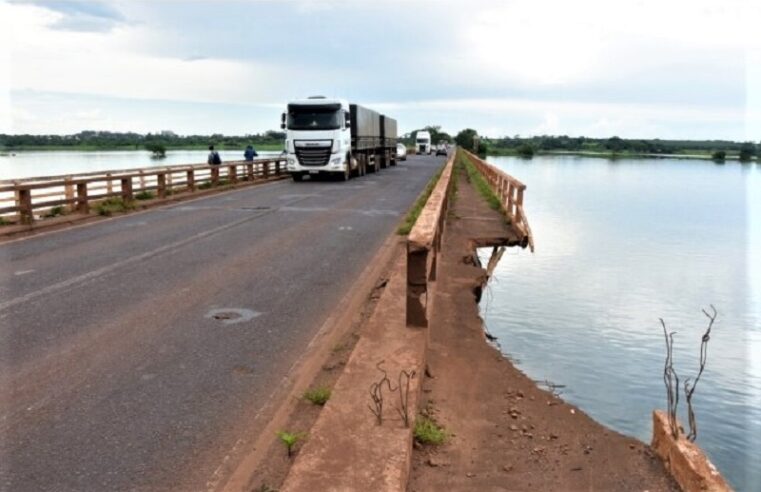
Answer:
1;0;760;139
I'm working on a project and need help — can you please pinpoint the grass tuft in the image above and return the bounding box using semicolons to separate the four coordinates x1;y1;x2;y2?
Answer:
134;190;155;200
459;151;502;211
44;205;66;218
276;430;306;457
414;416;448;445
303;386;331;406
93;197;135;216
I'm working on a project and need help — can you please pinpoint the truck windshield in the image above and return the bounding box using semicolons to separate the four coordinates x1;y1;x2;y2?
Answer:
416;138;429;143
287;108;341;130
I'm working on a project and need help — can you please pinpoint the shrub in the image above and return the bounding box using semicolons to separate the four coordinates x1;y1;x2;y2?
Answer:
516;143;535;158
414;416;448;445
276;431;306;457
44;205;65;218
711;150;726;161
94;197;134;216
134;191;155;200
303;386;331;406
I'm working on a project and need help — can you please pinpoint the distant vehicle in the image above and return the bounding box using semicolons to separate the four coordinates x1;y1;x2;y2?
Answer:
396;143;407;161
416;131;431;155
281;96;398;181
435;145;447;156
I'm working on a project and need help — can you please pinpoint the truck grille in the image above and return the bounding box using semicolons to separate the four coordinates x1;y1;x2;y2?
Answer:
295;146;331;167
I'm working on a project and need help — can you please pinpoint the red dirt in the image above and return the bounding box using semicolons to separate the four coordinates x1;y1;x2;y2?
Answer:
408;164;679;491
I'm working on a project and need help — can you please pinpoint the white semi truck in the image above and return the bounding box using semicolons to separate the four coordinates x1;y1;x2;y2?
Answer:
281;96;398;181
415;130;432;155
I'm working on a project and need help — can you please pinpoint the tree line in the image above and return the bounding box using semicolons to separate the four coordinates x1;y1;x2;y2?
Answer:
0;130;287;151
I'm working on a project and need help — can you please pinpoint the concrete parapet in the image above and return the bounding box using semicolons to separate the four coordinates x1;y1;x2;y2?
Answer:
281;252;428;491
651;410;732;492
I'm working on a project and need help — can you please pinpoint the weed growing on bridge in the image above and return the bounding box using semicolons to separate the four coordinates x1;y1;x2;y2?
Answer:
460;152;501;211
94;197;135;216
0;216;9;226
198;181;214;190
44;206;65;218
413;416;448;445
303;386;331;406
276;430;306;458
397;164;445;235
135;191;154;200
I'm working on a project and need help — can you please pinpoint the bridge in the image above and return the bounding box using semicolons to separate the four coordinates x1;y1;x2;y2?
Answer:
0;155;445;490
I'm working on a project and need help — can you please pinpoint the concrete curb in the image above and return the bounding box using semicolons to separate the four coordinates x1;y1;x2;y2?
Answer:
280;251;430;491
651;411;733;491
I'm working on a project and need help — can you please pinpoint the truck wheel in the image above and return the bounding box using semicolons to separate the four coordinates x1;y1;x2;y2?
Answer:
292;173;303;182
340;162;350;181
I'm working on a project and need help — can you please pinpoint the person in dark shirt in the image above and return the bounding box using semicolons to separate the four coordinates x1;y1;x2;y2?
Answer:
244;145;258;161
208;145;222;165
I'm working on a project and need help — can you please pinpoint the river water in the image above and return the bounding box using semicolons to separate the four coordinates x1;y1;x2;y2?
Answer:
480;155;760;491
0;150;282;180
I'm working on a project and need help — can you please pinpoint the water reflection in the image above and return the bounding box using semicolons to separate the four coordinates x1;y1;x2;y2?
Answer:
0;149;282;180
479;155;760;491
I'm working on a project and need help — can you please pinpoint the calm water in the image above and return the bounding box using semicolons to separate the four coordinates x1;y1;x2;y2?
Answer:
480;155;760;491
0;149;282;180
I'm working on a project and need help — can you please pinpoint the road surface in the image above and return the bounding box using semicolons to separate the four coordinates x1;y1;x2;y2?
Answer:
0;155;442;491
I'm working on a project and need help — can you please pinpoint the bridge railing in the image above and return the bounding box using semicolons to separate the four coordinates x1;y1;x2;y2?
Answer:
406;152;456;327
462;149;535;252
0;158;287;225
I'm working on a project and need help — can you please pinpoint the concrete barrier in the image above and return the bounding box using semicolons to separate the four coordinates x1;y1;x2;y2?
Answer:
406;152;455;327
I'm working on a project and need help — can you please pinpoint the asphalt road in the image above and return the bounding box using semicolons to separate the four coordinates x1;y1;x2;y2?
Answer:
0;155;442;491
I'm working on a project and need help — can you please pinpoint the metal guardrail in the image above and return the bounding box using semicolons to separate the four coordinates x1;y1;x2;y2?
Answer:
406;152;456;327
462;149;535;252
0;158;287;225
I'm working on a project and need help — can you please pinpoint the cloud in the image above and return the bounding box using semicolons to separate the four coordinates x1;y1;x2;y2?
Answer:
12;0;125;31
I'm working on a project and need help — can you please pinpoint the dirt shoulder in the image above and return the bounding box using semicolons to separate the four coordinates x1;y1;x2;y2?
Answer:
408;165;679;491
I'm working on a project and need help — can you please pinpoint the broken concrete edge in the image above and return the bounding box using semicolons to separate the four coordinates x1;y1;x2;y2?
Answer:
651;410;733;492
0;175;289;241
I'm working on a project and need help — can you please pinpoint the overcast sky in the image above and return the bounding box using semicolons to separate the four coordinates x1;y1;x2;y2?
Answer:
1;0;760;139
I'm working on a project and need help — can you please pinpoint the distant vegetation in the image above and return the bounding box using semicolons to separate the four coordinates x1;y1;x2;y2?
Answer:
483;134;760;160
0;130;286;152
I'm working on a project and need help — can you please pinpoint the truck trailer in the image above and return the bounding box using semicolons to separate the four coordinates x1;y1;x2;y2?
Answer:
281;96;398;181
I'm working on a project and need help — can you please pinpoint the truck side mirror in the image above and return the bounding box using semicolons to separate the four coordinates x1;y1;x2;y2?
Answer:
280;113;286;130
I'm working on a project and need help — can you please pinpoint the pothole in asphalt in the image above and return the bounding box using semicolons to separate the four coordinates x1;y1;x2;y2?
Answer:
205;308;262;325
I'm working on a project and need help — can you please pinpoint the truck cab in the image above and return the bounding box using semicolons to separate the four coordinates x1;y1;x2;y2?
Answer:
416;130;432;155
282;96;354;181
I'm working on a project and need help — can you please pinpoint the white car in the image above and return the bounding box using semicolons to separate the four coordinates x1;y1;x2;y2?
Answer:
396;143;407;161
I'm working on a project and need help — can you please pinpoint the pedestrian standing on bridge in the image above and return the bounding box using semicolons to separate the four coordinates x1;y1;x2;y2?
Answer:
208;145;222;165
244;144;258;161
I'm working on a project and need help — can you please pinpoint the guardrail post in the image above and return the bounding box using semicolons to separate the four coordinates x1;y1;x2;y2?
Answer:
76;182;89;213
247;163;254;181
106;173;113;195
262;161;270;179
121;177;133;201
211;166;219;185
157;173;167;198
406;244;429;328
507;182;515;220
228;165;237;184
187;169;195;191
64;177;75;212
17;187;33;225
139;170;146;191
275;160;281;175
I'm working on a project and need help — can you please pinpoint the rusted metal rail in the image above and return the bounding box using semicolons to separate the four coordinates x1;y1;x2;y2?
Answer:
406;152;456;327
0;158;286;225
462;149;535;252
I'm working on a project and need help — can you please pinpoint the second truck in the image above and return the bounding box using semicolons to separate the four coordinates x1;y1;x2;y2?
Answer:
281;96;398;182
